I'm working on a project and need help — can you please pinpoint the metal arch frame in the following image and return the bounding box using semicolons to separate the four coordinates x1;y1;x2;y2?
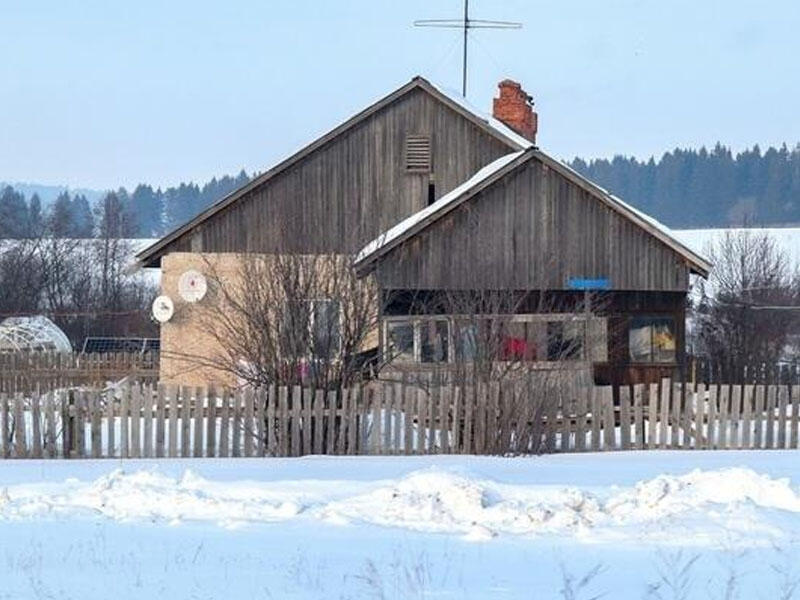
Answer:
0;316;72;353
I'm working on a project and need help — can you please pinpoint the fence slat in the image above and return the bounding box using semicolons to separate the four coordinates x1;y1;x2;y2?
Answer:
244;387;255;458
257;388;266;457
753;385;764;449
347;387;359;455
14;393;27;458
765;385;777;449
142;385;153;459
632;384;644;450
694;383;706;449
391;382;402;455
741;385;752;449
558;388;570;454
717;385;729;449
91;390;102;459
370;386;382;455
618;386;631;450
384;384;394;455
336;388;347;455
268;386;278;456
102;389;113;459
659;379;670;449
462;385;473;455
45;392;56;458
671;382;681;448
120;386;130;459
31;392;43;459
778;385;788;449
180;386;191;458
192;386;203;459
167;385;178;458
705;384;716;449
289;386;300;457
474;383;486;455
301;387;311;457
590;386;601;452
450;385;461;455
206;385;216;458
416;387;427;455
130;386;141;459
325;389;336;456
313;389;324;455
219;388;230;458
601;387;615;450
791;385;800;449
232;389;243;458
155;384;166;458
730;385;741;449
647;383;658;449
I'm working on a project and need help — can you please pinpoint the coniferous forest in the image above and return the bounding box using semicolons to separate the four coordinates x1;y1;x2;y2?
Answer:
2;142;800;239
570;143;800;228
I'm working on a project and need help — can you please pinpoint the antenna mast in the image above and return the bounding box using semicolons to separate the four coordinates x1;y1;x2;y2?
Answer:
414;0;522;97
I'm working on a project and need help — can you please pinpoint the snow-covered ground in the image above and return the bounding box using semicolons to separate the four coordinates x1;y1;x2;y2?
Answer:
3;451;800;599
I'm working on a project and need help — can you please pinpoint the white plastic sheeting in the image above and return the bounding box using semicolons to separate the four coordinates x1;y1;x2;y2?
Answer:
0;315;72;353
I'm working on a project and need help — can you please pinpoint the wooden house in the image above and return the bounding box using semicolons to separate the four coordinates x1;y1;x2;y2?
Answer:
137;76;710;385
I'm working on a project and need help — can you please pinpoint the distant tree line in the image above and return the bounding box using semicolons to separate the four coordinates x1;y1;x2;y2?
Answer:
4;141;800;239
0;170;250;239
571;143;800;227
0;193;158;347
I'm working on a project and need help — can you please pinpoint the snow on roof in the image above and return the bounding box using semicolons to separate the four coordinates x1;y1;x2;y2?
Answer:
427;81;534;150
355;150;526;264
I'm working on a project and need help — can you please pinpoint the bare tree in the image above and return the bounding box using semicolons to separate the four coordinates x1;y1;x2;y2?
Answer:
0;239;43;315
170;253;381;389
693;230;800;376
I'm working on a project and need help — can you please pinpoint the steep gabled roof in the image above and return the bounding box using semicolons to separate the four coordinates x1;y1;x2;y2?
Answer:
136;76;528;267
354;147;712;278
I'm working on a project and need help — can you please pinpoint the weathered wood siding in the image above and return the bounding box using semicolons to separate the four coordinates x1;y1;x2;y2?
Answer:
157;88;512;258
375;158;691;292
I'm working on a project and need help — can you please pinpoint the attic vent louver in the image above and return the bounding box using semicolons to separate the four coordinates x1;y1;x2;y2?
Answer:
405;135;431;173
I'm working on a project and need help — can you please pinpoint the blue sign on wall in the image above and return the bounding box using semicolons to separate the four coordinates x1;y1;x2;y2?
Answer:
568;277;610;290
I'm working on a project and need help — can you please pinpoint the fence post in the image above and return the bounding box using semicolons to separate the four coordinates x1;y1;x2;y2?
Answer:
64;389;74;459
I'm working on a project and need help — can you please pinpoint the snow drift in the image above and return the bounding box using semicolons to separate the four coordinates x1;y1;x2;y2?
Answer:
1;466;797;547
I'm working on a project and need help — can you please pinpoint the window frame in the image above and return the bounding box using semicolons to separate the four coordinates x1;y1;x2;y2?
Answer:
627;315;677;365
282;298;343;360
382;313;596;367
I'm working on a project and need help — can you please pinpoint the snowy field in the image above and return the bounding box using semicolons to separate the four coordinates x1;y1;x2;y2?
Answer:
673;227;800;268
3;452;800;599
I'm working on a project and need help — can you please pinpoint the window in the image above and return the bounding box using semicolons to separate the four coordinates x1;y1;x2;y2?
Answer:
500;321;539;361
281;299;341;359
311;300;341;359
453;320;478;362
405;135;431;173
383;314;591;366
419;320;449;363
386;321;415;363
629;317;676;363
547;321;584;360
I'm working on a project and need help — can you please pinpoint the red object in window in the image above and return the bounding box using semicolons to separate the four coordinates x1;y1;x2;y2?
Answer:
502;337;537;361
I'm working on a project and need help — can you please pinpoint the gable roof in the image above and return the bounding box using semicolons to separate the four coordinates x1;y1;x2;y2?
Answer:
136;76;528;268
354;147;712;278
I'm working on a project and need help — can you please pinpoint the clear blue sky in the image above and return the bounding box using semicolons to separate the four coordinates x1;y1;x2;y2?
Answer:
2;0;799;190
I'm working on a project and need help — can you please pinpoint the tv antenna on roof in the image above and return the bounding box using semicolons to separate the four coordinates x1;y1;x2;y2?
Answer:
414;0;522;98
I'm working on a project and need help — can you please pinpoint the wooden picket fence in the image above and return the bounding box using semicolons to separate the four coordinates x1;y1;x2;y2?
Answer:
0;351;159;393
1;378;800;459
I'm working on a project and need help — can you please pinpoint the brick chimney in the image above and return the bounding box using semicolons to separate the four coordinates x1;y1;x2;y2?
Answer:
492;79;537;144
